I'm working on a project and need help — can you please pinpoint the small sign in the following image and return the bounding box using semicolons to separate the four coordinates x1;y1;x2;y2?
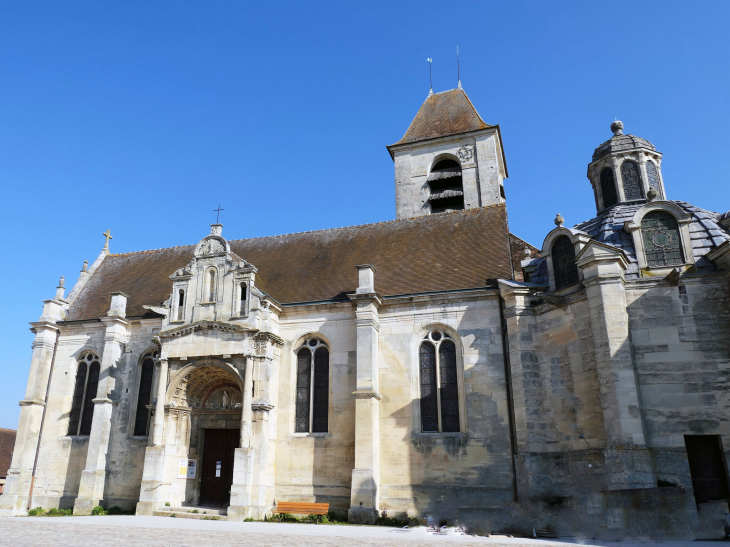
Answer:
178;458;197;480
215;461;222;478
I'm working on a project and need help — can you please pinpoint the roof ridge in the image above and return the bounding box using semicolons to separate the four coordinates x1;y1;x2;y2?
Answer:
103;205;506;258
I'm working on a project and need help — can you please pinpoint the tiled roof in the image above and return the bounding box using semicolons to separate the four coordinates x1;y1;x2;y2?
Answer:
65;205;514;321
391;88;490;146
0;428;16;478
525;201;730;286
592;133;656;162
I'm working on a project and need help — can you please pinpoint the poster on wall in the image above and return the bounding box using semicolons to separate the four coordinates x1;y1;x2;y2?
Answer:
178;458;197;480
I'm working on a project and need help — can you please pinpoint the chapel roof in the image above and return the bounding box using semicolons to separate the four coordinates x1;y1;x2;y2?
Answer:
591;121;657;162
0;428;16;479
65;204;515;321
390;88;491;147
527;201;730;286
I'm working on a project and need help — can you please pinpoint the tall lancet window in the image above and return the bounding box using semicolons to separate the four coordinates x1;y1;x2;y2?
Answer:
646;161;662;198
600;168;618;208
419;330;460;433
621;160;644;201
68;353;101;436
133;351;156;436
207;269;217;302
552;235;579;290
427;159;465;214
294;337;329;433
641;211;683;267
177;289;185;321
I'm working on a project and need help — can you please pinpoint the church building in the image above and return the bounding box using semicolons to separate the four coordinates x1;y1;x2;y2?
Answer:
2;87;729;539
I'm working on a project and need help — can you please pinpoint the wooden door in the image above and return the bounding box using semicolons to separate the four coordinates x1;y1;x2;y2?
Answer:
685;435;729;504
200;429;239;506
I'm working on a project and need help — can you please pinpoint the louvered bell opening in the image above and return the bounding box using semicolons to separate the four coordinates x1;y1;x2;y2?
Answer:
428;159;464;213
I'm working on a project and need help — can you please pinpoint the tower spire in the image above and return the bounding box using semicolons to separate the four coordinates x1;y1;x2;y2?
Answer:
427;58;433;95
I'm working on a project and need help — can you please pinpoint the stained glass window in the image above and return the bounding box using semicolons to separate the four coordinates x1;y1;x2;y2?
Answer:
133;357;155;436
641;211;684;267
621;160;644;201
68;354;101;436
312;347;329;433
600;168;618;208
419;331;461;433
294;348;311;433
295;339;329;433
646;161;662;198
419;342;438;432
551;235;579;290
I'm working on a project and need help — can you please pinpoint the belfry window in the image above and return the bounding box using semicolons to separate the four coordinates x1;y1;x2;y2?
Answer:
239;283;247;315
294;337;329;433
600;168;618;208
419;330;460;433
133;351;156;436
646;161;662;198
427;159;464;214
177;289;185;321
551;235;579;290
67;353;101;436
207;269;217;302
641;211;684;267
621;160;644;201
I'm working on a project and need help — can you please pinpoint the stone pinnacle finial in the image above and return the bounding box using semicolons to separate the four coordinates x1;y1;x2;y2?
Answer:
611;120;624;136
59;276;65;288
82;260;89;272
554;213;565;228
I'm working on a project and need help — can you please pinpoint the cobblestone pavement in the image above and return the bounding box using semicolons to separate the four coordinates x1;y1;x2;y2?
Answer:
0;516;697;547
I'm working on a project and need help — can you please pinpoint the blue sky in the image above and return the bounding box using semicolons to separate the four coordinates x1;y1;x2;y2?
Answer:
1;1;728;428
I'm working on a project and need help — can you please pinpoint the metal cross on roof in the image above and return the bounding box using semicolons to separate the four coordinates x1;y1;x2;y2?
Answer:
102;229;113;249
214;205;224;223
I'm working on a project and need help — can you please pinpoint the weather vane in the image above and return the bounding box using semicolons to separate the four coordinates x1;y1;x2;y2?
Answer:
214;205;224;223
427;58;433;94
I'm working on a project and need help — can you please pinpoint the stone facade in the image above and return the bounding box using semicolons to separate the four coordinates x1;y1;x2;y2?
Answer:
2;90;730;540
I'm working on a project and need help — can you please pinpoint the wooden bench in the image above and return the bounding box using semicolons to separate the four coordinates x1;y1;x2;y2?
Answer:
273;501;329;519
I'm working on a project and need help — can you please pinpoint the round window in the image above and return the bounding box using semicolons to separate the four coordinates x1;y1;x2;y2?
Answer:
652;232;671;247
431;332;442;341
308;338;318;347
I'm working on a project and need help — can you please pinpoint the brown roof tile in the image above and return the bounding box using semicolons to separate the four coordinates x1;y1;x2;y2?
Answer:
509;234;540;282
0;428;16;478
65;205;513;321
391;88;490;147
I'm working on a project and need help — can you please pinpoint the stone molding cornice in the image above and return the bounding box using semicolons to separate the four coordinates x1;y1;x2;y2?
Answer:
92;397;118;406
352;390;382;401
253;331;284;348
158;320;256;339
252;402;275;412
582;274;626;288
348;292;383;308
19;398;46;407
29;321;60;334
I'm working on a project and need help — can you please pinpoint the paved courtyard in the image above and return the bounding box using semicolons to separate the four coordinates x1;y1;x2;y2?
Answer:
0;516;702;547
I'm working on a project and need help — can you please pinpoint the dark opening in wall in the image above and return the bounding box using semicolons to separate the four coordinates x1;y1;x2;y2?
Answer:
684;435;730;504
428;159;464;214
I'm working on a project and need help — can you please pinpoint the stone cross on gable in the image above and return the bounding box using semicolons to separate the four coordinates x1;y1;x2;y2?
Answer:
103;229;113;250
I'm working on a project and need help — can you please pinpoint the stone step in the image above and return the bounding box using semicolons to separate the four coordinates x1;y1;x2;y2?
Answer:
153;509;227;521
162;506;226;516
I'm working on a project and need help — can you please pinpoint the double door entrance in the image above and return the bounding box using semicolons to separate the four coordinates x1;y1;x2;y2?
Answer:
200;429;239;506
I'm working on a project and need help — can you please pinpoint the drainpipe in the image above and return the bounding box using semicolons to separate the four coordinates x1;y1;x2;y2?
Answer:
498;295;519;502
28;329;60;509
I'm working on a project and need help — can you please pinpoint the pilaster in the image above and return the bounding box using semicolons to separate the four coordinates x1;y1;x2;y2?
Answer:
347;277;382;524
576;243;655;490
74;293;130;515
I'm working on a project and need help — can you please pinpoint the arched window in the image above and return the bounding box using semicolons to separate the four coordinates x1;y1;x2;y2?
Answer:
419;330;460;433
427;159;464;214
207;269;217;302
239;283;247;316
551;235;579;290
646;161;662;198
621;160;644;201
177;289;185;321
641;211;684;267
600;168;618;208
294;337;329;433
68;353;101;436
133;351;157;436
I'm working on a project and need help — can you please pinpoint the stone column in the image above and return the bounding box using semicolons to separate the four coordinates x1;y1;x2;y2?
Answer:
74;293;130;515
576;243;655;490
136;356;170;515
348;265;382;524
228;357;255;521
0;296;63;516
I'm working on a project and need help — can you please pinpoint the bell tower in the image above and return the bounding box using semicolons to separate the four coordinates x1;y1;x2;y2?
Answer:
387;88;508;219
